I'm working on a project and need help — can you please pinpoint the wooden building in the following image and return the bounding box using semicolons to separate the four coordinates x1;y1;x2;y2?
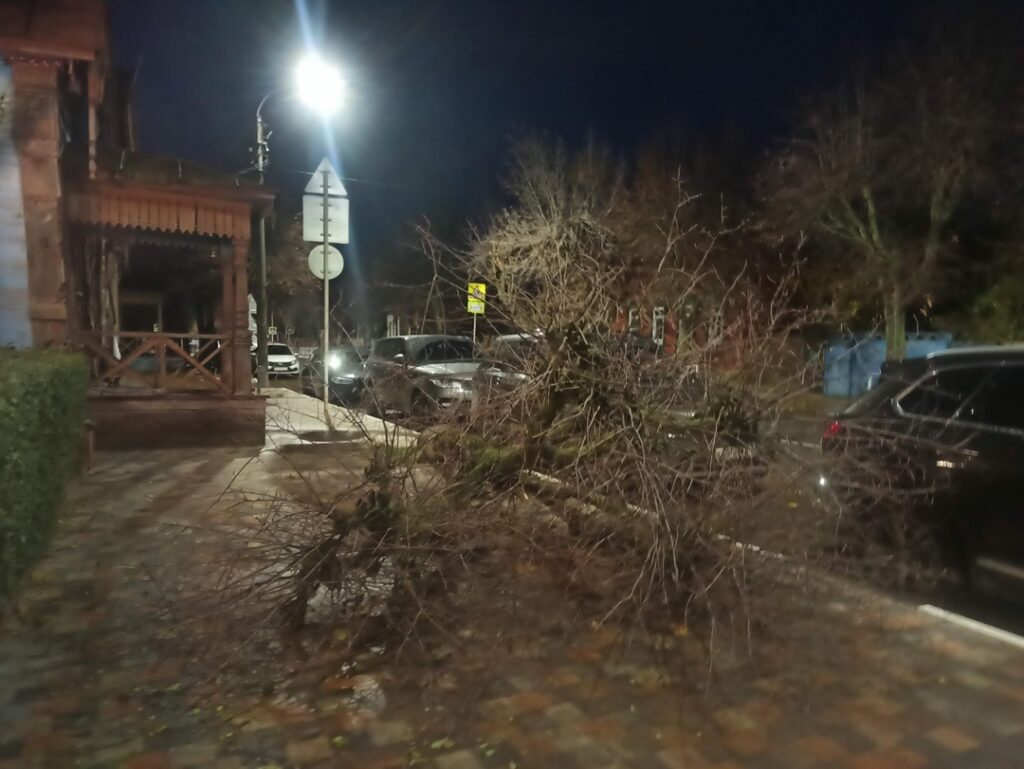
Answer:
0;0;271;447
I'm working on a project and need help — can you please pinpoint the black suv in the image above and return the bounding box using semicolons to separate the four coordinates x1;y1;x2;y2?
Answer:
821;347;1024;588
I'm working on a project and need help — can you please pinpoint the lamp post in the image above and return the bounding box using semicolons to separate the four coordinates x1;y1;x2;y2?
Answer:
252;53;345;393
254;93;273;391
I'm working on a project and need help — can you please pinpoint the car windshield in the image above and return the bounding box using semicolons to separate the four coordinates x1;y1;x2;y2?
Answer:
416;339;475;362
491;336;540;360
268;344;293;355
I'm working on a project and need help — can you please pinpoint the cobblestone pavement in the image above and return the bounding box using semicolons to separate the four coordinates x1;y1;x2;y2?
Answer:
3;439;1024;769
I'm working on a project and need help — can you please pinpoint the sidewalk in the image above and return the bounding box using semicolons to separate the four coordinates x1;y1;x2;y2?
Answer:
2;392;1023;768
262;387;416;449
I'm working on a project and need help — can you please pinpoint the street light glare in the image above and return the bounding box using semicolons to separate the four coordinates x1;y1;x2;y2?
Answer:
295;53;345;116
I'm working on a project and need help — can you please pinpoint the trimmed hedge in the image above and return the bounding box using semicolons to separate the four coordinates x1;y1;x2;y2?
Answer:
0;350;88;602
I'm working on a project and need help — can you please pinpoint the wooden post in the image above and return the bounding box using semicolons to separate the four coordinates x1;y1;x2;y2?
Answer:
155;338;166;391
219;244;235;392
231;236;252;395
11;61;68;347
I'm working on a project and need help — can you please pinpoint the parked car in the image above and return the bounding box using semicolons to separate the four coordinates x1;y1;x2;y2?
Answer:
475;332;543;398
301;347;366;404
264;343;300;378
363;335;483;416
820;346;1024;589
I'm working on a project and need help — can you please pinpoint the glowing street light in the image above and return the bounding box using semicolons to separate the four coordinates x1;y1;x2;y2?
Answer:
295;53;346;117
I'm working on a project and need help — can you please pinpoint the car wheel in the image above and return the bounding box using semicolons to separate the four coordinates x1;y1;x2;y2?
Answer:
361;386;382;417
410;389;437;420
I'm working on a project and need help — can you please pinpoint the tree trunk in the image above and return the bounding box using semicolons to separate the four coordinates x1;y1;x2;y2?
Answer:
884;289;907;361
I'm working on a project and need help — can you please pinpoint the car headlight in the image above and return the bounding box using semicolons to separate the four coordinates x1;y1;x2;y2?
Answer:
328;354;341;370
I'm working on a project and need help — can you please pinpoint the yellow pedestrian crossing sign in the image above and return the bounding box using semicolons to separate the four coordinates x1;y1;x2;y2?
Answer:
467;282;487;315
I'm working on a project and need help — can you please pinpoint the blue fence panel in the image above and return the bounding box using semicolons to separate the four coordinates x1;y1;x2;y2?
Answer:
822;340;852;397
849;336;885;395
905;332;953;359
822;332;953;398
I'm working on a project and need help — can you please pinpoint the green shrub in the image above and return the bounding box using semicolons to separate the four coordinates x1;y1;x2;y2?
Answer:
0;349;88;602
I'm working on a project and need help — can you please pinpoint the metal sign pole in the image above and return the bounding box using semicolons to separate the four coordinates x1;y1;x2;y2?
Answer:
322;169;331;421
302;157;348;426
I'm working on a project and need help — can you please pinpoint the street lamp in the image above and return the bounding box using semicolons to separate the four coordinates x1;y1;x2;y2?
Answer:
295;53;346;116
253;52;346;391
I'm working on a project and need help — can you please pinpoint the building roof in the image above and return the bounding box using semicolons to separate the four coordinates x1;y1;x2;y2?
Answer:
66;151;275;241
0;0;108;62
83;149;274;207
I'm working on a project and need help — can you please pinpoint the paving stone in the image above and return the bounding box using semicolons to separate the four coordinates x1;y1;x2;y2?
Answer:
544;702;584;728
848;714;904;749
167;742;219;767
984;713;1024;737
22;728;72;756
658;747;712;769
122;753;174;769
553;734;621;767
848;747;927;769
285;736;333;765
367;719;414;746
507;675;538;692
579;716;628;744
927;726;980;752
92;738;146;765
0;741;23;761
434;749;484;769
791;736;851;764
722;728;768;758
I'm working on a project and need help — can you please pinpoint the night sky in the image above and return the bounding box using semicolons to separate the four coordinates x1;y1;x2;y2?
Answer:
109;0;1015;267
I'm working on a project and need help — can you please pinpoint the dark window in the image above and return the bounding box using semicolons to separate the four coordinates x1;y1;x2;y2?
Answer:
844;375;915;416
973;366;1024;432
374;339;405;359
416;339;475;362
491;337;541;366
268;344;292;355
897;366;995;420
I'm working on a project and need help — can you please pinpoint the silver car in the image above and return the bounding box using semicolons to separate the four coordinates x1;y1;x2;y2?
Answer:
363;335;482;416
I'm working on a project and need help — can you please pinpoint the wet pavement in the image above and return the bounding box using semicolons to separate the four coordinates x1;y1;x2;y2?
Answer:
2;394;1024;768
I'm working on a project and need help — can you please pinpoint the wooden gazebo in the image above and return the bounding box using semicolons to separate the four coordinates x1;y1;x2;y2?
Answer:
65;155;274;447
1;0;274;448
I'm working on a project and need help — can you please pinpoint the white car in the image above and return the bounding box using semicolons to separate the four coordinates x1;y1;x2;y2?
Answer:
265;343;300;377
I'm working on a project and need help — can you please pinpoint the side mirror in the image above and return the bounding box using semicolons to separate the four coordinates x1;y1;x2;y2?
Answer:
393;352;406;365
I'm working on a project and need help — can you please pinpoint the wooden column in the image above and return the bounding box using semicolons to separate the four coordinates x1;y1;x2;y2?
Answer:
219;244;235;391
231;235;252;395
11;60;67;347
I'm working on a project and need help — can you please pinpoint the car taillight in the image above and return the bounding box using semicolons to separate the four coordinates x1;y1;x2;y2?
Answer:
822;420;843;440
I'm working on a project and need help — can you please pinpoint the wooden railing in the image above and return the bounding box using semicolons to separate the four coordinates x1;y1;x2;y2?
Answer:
74;331;233;394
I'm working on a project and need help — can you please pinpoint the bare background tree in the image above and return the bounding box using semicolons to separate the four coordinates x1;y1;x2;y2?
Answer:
762;24;1021;359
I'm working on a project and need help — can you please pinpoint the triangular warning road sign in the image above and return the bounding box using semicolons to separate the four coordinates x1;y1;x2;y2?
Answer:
304;157;348;197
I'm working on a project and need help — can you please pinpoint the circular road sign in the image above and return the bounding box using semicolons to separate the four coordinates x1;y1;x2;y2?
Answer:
307;245;344;279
